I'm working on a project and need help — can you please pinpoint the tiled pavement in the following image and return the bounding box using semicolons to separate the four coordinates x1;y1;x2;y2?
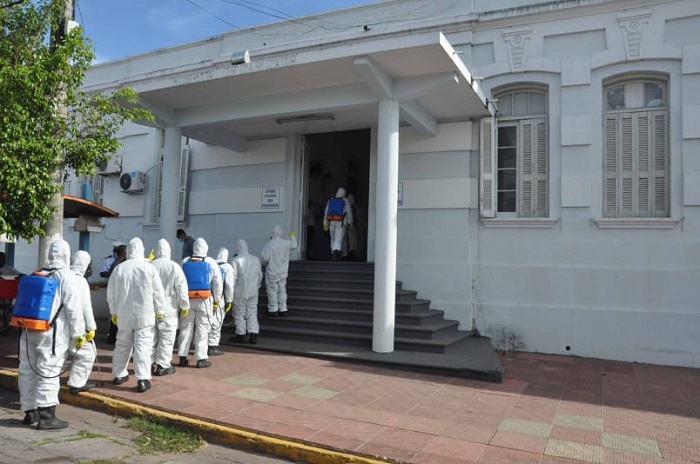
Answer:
1;335;699;463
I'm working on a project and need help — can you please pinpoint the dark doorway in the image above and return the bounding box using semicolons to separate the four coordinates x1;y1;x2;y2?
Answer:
304;129;371;261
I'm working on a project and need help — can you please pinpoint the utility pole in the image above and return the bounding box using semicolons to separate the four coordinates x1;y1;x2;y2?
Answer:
38;0;73;266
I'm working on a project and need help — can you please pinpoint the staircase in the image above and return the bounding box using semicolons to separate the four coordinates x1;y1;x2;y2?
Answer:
257;261;473;354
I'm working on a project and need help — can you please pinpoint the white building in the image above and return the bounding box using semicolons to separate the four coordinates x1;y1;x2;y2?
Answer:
12;0;700;367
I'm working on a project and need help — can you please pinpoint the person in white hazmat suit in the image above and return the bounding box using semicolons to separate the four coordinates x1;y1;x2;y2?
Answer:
208;247;233;356
150;239;189;376
260;226;297;317
18;239;85;430
66;250;98;395
178;238;223;368
322;187;354;261
107;238;166;393
228;239;263;344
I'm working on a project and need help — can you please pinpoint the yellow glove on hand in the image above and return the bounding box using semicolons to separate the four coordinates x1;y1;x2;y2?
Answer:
155;312;165;319
85;329;96;342
323;225;329;232
180;308;189;319
74;335;86;350
110;314;117;326
290;230;296;237
213;303;220;312
225;302;232;313
148;249;155;260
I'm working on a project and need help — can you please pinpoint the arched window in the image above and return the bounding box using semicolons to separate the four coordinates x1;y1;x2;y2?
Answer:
603;76;669;218
492;87;549;217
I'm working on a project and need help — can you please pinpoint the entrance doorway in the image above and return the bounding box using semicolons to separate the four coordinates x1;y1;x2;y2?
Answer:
304;129;371;261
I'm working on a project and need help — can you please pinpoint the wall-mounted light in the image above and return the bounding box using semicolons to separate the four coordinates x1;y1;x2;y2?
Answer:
275;113;336;124
231;50;250;65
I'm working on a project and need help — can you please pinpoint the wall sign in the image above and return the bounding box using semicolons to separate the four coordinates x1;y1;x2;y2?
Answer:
261;187;280;209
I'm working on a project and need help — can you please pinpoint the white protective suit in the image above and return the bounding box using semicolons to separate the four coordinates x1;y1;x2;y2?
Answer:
150;239;189;370
322;187;354;255
260;226;297;314
107;238;166;382
209;247;234;348
66;250;97;390
231;239;263;336
19;239;85;412
178;238;223;362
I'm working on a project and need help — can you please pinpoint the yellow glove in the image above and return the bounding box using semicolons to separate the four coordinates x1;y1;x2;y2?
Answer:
110;314;117;326
155;312;165;319
323;225;329;232
225;302;232;313
85;329;96;342
74;335;86;350
290;230;296;237
148;249;155;260
213;303;220;312
180;308;189;319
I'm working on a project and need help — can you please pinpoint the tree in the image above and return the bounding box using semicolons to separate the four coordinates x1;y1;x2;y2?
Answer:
0;0;151;241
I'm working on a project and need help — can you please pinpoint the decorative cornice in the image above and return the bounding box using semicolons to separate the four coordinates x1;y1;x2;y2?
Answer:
618;11;651;60
503;30;532;72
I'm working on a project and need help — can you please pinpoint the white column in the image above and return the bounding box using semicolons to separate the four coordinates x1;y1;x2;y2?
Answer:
161;127;181;249
372;100;399;353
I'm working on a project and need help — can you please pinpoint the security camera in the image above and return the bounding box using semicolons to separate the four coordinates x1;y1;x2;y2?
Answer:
230;50;250;65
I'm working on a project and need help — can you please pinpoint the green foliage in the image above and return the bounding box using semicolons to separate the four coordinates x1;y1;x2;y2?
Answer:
0;0;152;240
127;416;205;454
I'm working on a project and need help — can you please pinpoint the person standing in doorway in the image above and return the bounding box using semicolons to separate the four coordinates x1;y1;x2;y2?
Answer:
108;238;166;393
177;229;195;262
178;238;223;368
323;187;354;261
261;226;297;317
228;239;262;344
150;238;189;377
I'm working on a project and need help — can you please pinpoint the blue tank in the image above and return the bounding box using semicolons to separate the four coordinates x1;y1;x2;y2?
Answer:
13;273;57;322
183;259;211;292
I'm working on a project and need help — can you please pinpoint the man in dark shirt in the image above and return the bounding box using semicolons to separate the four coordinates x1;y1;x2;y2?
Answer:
177;229;195;261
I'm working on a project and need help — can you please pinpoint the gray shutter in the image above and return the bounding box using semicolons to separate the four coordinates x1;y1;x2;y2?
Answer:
480;117;496;218
519;118;548;218
534;119;549;217
604;114;619;217
177;145;190;222
519;119;533;217
652;110;669;217
620;114;634;217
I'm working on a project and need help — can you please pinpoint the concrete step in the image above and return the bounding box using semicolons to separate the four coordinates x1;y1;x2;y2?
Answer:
286;277;403;291
258;295;431;313
277;286;417;302
266;306;447;326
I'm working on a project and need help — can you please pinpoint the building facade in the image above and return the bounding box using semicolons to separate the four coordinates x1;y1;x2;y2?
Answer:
13;0;700;367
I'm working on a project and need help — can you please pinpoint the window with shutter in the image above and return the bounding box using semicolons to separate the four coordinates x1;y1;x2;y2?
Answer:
484;87;549;218
603;77;668;218
177;145;190;222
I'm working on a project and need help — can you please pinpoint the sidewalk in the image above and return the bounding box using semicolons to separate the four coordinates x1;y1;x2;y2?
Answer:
0;330;698;464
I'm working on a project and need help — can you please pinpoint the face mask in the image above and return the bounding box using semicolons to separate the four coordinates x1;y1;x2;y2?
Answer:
178;238;184;242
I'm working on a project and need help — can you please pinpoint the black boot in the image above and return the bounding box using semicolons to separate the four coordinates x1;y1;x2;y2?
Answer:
22;409;39;426
37;406;68;430
332;250;341;261
249;333;258;345
178;356;189;367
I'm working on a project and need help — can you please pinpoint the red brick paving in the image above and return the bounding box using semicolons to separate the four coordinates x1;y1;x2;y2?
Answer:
2;336;700;464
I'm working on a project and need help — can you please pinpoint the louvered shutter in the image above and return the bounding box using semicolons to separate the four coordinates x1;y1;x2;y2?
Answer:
480;117;496;218
518;118;548;218
604;114;620;217
652;110;669;217
604;110;668;218
177;145;190;222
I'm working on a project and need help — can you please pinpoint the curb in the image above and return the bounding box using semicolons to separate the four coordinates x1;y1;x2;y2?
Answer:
0;369;393;464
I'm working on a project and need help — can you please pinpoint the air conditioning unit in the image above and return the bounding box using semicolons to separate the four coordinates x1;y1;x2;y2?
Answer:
119;171;146;194
96;155;122;176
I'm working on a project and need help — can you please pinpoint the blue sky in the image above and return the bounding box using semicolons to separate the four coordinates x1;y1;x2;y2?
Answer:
76;0;378;63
